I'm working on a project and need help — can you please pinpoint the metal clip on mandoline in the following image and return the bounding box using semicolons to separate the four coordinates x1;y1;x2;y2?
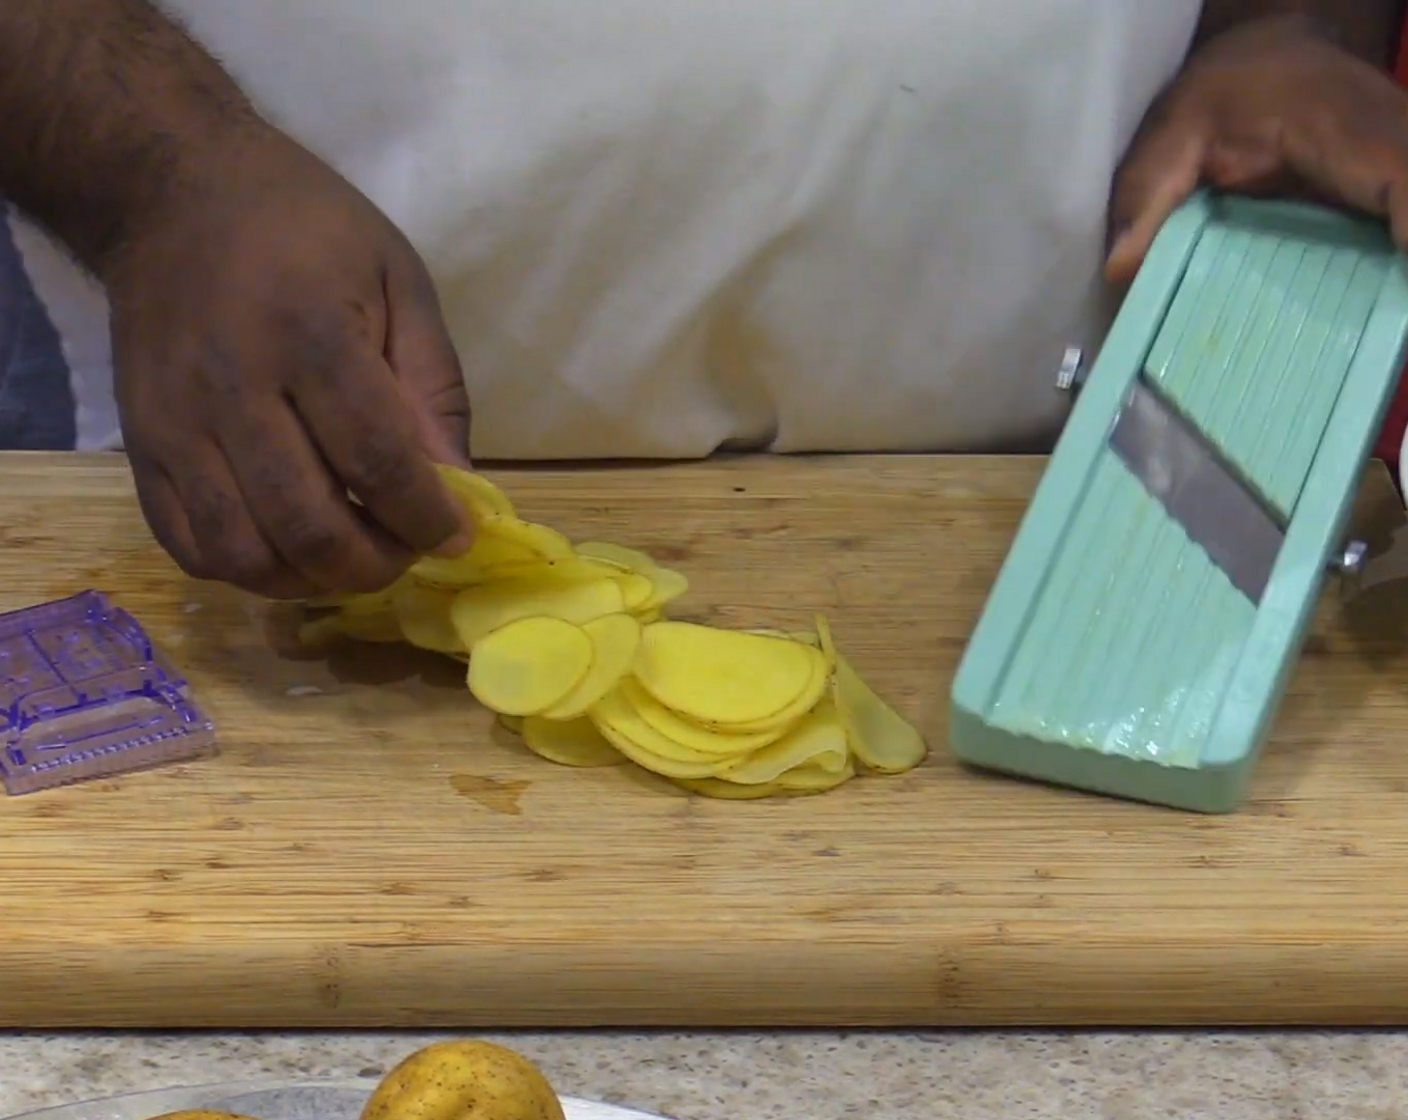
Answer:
950;191;1408;813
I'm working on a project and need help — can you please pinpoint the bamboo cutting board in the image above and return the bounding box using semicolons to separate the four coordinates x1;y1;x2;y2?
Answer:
5;451;1408;1028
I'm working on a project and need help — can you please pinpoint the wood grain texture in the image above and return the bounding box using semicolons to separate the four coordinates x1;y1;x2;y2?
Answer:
3;451;1408;1028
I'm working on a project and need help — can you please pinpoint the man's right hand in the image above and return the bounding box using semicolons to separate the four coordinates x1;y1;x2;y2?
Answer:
107;130;474;600
0;0;474;599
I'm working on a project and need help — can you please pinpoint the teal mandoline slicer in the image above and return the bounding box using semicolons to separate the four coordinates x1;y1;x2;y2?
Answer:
949;191;1408;813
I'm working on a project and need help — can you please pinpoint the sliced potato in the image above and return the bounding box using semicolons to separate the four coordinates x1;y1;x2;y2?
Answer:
436;463;517;520
522;714;625;767
639;566;689;612
575;541;658;572
634;622;825;726
621;678;790;755
392;581;463;654
831;653;927;774
467;615;594;716
540;613;642;721
590;690;737;777
776;754;857;792
670;775;796;800
721;704;850;784
452;577;625;648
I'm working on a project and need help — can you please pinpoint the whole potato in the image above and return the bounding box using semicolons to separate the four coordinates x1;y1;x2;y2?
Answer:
361;1040;567;1120
148;1113;258;1120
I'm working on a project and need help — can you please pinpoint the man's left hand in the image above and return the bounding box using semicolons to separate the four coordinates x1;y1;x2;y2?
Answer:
1108;17;1408;283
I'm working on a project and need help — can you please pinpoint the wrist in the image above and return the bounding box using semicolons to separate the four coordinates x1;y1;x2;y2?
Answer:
95;110;283;282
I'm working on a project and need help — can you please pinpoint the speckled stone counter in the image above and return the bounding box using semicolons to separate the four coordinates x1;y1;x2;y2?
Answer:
1;1032;1405;1119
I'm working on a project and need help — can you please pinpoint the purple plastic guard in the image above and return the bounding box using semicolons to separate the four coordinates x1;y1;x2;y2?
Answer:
0;591;215;795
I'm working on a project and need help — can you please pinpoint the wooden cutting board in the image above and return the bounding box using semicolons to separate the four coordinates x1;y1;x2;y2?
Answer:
6;451;1408;1028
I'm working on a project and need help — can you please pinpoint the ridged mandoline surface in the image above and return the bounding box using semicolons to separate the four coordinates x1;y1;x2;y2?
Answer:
985;221;1389;768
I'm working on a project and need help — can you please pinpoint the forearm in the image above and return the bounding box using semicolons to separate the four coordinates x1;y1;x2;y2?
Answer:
1195;0;1406;64
0;0;262;274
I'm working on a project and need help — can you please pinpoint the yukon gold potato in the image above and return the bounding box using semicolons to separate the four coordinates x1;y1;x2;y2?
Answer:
297;465;930;798
148;1113;259;1120
360;1039;566;1120
467;616;594;716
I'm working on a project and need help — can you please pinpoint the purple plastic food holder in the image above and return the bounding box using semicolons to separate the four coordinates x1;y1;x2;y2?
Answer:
0;590;215;795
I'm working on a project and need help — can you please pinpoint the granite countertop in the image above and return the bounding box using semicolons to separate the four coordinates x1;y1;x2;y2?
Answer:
1;1031;1405;1119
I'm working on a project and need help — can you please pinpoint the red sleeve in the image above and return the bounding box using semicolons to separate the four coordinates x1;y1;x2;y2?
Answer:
1370;19;1408;470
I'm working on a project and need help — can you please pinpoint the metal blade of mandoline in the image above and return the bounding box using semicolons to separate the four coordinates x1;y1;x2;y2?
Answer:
1109;373;1286;603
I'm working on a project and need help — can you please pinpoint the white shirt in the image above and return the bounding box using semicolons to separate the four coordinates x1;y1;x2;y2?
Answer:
14;0;1202;456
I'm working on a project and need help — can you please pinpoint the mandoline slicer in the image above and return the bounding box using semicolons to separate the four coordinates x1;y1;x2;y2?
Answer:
950;192;1408;813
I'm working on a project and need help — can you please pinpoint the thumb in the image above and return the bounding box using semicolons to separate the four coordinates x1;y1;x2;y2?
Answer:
386;259;473;470
1106;113;1208;285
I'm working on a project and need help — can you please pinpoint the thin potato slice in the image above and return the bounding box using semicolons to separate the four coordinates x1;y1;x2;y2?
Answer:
621;678;790;755
522;715;626;767
540;613;643;721
634;622;824;726
591;722;735;780
392;581;463;654
435;463;516;519
669;776;797;800
592;688;730;764
452;577;625;648
576;541;658;572
639;566;689;612
590;690;737;777
498;714;525;734
467;616;593;716
616;572;656;611
697;654;830;735
721;704;850;785
478;514;575;563
833;653;928;773
776;755;857;792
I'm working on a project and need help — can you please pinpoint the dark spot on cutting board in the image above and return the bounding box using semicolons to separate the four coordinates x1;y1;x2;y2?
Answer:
1340;843;1366;857
527;868;566;883
213;816;246;831
450;773;530;816
815;846;841;858
650;544;692;563
152;868;180;883
384;881;416;896
205;858;231;871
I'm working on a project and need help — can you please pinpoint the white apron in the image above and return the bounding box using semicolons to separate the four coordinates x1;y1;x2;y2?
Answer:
14;0;1202;457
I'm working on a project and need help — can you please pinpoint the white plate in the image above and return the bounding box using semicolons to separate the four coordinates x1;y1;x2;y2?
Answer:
5;1078;670;1120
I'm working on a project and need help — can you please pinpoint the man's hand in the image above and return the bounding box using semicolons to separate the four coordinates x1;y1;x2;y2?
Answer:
1108;16;1408;284
0;0;472;599
106;133;473;600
